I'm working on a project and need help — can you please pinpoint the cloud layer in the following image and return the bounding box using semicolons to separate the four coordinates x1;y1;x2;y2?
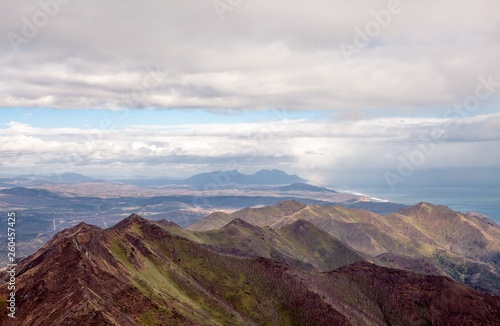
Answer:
1;0;499;110
1;114;499;185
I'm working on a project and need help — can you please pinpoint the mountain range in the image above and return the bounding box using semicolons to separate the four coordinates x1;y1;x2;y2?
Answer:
189;200;500;296
2;211;500;325
2;171;500;324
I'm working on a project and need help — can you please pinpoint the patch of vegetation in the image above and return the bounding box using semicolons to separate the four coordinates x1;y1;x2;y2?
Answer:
433;251;468;282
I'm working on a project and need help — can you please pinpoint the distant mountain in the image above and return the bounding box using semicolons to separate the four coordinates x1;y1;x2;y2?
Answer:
0;173;98;187
2;214;499;325
48;172;99;183
181;169;306;186
0;187;65;209
180;169;244;185
119;170;308;188
189;200;500;296
0;187;59;197
246;169;306;185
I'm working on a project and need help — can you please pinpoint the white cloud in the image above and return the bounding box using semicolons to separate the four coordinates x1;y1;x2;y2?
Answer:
0;0;499;111
1;114;499;181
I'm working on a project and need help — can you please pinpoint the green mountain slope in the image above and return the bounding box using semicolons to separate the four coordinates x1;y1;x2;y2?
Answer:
160;218;368;271
190;200;500;295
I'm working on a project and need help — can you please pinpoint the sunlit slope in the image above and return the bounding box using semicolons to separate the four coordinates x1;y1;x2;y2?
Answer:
190;200;500;295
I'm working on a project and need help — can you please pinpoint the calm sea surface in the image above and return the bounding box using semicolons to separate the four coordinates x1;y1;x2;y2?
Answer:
340;185;500;223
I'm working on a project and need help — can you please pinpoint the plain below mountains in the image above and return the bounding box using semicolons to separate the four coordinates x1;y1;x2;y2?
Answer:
2;213;500;325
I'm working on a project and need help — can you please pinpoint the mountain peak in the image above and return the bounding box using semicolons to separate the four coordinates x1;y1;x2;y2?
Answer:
398;202;454;216
222;218;263;232
250;169;306;184
112;213;148;230
275;199;307;212
52;221;101;239
72;221;97;231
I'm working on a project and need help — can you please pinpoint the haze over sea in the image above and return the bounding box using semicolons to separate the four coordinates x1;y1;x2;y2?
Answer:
342;185;500;223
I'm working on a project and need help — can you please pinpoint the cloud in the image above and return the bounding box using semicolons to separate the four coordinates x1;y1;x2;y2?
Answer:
1;114;499;182
0;0;499;111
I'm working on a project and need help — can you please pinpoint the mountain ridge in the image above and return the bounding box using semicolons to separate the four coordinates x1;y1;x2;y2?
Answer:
190;200;500;296
2;214;500;325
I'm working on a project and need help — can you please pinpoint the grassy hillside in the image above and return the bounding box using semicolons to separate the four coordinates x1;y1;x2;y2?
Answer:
160;218;368;271
190;201;500;295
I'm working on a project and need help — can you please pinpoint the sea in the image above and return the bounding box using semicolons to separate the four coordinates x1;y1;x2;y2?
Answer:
339;185;500;223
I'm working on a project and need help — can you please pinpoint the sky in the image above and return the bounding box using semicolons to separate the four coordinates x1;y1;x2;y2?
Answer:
0;0;499;188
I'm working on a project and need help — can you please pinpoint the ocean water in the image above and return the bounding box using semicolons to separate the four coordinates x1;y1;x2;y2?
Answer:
341;185;500;223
